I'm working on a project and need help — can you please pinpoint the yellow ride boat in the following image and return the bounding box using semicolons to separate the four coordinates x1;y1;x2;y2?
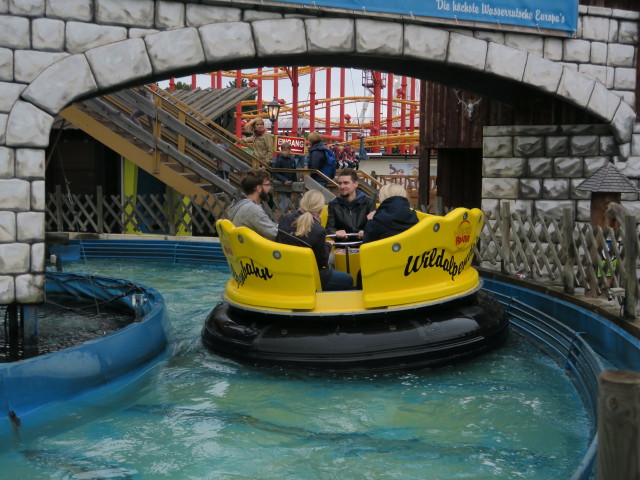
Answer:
202;207;508;371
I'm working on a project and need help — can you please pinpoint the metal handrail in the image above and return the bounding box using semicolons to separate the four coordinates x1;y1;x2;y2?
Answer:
486;289;603;480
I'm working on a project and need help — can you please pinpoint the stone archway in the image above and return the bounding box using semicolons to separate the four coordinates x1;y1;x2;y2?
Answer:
18;18;637;146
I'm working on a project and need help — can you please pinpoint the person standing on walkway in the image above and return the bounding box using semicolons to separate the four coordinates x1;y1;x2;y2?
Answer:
273;142;298;213
238;118;274;166
307;132;329;186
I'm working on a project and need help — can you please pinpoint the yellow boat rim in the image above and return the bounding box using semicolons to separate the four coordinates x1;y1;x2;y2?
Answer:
216;207;484;314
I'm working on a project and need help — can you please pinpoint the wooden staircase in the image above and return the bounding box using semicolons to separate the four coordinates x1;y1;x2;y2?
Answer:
60;86;354;221
60;87;267;218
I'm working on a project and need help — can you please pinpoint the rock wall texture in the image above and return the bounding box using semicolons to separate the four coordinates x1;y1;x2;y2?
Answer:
481;124;634;221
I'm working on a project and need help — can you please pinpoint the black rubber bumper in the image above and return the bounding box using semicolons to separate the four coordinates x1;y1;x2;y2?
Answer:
201;291;509;372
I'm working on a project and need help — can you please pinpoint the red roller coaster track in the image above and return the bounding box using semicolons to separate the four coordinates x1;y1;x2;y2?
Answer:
169;67;420;154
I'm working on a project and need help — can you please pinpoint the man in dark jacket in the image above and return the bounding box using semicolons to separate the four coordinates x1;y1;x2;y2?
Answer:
326;169;376;240
273;142;299;183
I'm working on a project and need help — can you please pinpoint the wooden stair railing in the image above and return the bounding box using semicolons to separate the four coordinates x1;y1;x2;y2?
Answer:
62;86;348;213
60;97;237;219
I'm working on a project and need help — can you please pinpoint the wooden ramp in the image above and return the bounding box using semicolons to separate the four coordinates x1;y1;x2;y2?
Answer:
59;86;369;223
60;87;265;218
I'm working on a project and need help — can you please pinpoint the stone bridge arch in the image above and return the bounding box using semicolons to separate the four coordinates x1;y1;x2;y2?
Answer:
0;1;638;303
19;17;637;147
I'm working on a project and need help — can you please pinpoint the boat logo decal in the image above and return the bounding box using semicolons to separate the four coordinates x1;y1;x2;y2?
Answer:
231;257;273;286
454;220;472;247
404;240;477;280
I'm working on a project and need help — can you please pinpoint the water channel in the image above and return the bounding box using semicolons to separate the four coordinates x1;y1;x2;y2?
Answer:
0;260;590;479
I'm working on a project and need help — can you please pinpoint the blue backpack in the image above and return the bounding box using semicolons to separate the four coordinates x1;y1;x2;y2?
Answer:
320;147;337;180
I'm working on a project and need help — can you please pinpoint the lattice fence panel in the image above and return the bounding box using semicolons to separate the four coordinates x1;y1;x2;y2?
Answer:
46;193;230;236
475;215;502;267
472;210;632;292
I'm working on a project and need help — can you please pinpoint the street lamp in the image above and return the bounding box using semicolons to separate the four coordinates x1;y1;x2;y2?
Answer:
266;97;281;133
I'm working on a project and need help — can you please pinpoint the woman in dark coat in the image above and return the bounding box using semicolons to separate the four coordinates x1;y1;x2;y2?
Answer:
363;183;419;243
306;132;329;186
276;190;352;291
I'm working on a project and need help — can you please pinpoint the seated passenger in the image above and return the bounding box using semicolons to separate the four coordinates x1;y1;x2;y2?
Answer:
276;190;353;291
227;170;278;240
326;168;376;240
362;183;419;243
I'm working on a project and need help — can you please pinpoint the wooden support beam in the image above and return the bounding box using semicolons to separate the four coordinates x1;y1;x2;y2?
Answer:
500;201;511;274
563;207;576;294
623;215;638;318
597;370;640;480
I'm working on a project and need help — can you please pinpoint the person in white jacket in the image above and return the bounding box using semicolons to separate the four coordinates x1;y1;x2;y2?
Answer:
227;170;278;240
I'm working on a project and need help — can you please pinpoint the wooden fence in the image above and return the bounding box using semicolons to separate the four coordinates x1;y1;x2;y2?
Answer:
46;193;639;317
476;202;638;318
47;187;232;237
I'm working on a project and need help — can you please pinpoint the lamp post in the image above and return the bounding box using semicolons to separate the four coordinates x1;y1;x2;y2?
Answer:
266;97;281;134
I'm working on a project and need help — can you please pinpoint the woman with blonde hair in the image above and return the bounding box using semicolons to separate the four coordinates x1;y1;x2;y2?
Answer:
362;183;419;243
238;117;274;165
276;190;353;291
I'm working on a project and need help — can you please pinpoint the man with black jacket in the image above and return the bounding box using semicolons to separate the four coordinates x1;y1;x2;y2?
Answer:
326;169;376;240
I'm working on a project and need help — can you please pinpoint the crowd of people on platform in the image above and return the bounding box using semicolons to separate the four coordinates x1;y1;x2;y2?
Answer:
216;119;361;187
329;142;360;170
216;120;371;214
227;167;418;292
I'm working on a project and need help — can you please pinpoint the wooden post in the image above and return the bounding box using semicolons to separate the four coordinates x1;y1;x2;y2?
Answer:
7;304;18;360
623;215;637;318
435;196;443;216
417;136;430;209
55;184;63;232
21;305;38;358
597;370;640;479
500;202;511;274
168;192;176;236
96;185;104;234
563;208;575;294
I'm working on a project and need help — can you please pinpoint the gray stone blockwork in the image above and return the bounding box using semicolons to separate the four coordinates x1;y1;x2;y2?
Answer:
0;0;635;304
481;124;636;221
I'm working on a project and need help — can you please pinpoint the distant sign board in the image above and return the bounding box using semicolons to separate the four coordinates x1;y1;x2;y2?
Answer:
275;0;578;34
390;163;419;176
276;135;306;154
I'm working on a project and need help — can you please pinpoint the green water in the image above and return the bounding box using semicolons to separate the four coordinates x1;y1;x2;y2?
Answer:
1;260;590;479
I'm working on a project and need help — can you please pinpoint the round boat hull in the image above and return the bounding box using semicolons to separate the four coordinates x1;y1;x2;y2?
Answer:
201;291;509;372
